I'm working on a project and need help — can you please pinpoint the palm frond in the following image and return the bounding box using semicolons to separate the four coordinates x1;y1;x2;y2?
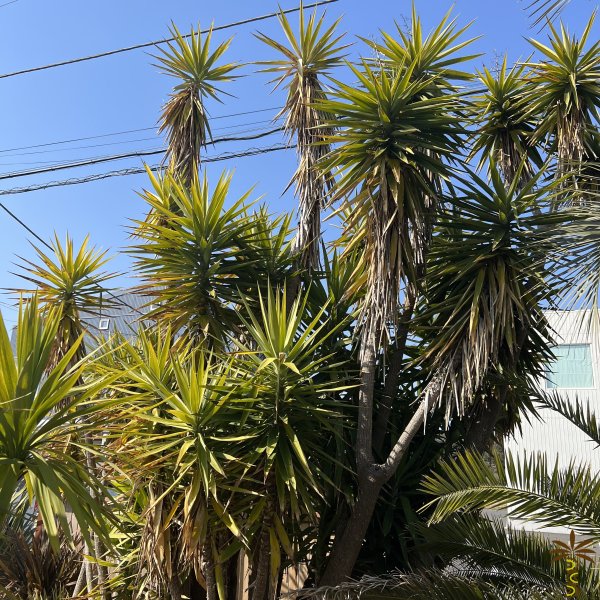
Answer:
422;449;600;540
295;568;561;599
418;514;591;589
538;390;600;446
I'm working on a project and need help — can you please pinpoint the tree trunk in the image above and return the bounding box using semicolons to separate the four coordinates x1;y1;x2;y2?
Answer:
320;396;431;585
317;468;384;586
372;293;415;456
251;520;272;600
465;393;504;452
72;559;87;598
204;545;218;600
167;576;184;600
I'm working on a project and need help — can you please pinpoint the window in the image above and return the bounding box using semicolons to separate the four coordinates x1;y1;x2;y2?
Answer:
546;344;594;389
98;318;110;331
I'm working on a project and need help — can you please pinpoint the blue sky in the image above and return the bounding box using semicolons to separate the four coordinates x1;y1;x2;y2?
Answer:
0;0;596;328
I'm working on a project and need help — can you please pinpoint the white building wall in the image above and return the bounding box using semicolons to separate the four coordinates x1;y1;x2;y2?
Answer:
505;310;600;535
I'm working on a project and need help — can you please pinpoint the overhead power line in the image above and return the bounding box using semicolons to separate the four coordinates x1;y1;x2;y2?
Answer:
0;128;284;181
0;145;288;196
0;0;340;80
0;119;277;161
0;107;281;154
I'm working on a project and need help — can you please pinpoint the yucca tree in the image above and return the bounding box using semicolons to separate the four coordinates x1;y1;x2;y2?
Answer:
317;16;472;581
0;299;115;560
156;23;238;184
419;165;561;444
102;329;246;600
233;287;349;600
363;7;477;454
470;57;543;188
527;14;600;200
257;7;346;272
99;287;349;600
14;234;114;368
131;170;260;348
13;235;117;599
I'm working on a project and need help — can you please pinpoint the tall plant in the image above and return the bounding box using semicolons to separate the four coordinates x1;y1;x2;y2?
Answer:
156;23;238;184
257;8;346;272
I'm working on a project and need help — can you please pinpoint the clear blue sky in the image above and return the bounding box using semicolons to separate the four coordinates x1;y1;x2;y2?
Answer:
0;0;596;328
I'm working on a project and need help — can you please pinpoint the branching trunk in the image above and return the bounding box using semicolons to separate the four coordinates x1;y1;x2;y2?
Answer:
373;287;417;455
320;372;442;585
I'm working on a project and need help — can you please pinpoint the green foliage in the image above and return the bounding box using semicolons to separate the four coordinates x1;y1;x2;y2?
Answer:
2;4;600;598
14;234;115;365
156;23;238;181
470;58;543;185
131;169;291;347
527;15;600;179
420;165;561;418
0;298;116;552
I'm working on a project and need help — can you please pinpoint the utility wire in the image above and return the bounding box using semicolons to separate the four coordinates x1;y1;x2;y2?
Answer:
0;145;288;196
0;119;277;160
0;201;50;246
0;1;340;80
0;107;281;154
0;128;284;181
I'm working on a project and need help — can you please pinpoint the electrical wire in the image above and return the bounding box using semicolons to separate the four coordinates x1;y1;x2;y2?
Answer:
0;1;340;80
0;119;278;161
0;128;284;180
0;144;288;196
0;107;281;154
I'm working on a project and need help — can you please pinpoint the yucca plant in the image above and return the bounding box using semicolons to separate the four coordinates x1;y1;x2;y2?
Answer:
419;164;559;427
131;170;259;348
14;234;115;369
257;7;347;273
0;298;115;554
13;234;118;599
156;23;238;184
317;19;471;579
232;287;350;600
104;329;246;600
527;14;600;200
470;57;543;188
0;525;80;600
366;5;477;91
